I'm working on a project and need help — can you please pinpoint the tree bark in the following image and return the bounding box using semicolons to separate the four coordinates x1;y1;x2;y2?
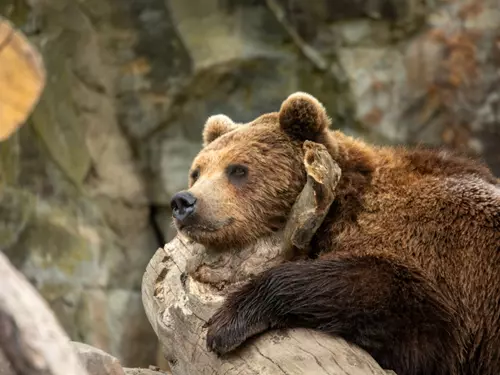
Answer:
142;142;395;375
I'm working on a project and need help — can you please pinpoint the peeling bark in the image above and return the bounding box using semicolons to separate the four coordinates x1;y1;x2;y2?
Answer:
282;140;341;259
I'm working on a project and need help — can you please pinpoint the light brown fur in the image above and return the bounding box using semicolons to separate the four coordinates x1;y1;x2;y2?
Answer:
172;92;500;375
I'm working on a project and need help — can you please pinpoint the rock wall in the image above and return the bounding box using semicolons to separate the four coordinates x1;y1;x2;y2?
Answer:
0;0;498;369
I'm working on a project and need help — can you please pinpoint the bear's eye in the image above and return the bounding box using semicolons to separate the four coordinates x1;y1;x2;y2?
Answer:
190;168;200;182
226;164;248;184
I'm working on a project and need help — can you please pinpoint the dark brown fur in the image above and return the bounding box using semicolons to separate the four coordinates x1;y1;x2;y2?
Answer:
171;92;500;375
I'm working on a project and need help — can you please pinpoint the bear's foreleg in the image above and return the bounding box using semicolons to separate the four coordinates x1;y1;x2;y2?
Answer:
206;254;463;375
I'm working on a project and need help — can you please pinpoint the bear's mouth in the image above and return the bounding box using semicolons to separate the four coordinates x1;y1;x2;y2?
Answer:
176;217;234;235
180;223;219;233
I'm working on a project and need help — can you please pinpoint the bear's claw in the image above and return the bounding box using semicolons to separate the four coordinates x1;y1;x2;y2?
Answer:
205;308;247;356
205;304;271;356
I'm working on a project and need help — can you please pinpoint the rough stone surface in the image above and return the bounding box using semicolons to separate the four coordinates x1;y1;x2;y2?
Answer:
72;341;125;375
0;1;158;368
0;0;498;370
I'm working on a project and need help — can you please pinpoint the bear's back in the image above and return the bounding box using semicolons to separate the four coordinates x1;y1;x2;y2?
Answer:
327;145;500;291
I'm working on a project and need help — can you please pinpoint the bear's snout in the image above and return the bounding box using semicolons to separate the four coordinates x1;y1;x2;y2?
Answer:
171;191;197;222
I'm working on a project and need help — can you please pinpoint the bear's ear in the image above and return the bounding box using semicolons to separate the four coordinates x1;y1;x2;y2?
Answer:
203;114;236;146
278;92;330;141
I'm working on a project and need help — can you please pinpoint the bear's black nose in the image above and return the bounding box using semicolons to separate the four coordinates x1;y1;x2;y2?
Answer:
170;191;197;222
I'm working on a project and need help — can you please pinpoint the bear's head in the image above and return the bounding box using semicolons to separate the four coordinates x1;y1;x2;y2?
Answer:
170;92;333;249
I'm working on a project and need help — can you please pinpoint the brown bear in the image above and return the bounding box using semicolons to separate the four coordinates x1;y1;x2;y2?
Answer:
170;92;500;375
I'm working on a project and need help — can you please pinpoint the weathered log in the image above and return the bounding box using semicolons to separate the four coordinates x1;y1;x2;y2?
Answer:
0;253;88;375
142;142;394;375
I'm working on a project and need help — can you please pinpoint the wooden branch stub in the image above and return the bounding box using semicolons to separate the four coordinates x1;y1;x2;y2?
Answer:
282;140;341;259
0;17;46;141
0;253;88;375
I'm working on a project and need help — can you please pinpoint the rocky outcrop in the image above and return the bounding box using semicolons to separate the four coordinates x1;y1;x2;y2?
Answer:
0;0;498;369
1;0;158;368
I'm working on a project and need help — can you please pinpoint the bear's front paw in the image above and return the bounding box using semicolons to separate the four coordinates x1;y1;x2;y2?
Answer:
205;307;269;356
205;307;247;356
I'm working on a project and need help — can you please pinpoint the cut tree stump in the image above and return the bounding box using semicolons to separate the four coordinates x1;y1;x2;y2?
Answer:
142;142;395;375
0;17;45;141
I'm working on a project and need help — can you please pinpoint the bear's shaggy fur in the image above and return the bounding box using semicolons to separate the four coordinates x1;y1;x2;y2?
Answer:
171;92;500;375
